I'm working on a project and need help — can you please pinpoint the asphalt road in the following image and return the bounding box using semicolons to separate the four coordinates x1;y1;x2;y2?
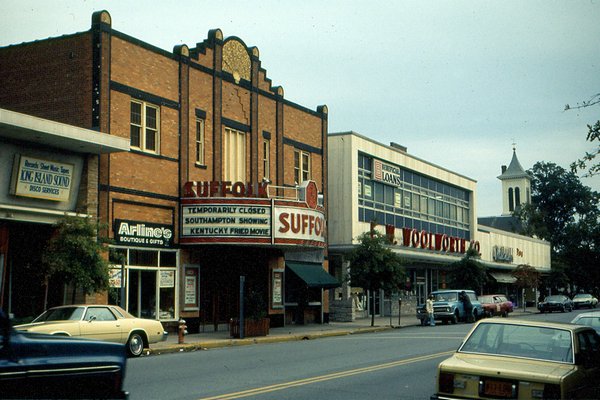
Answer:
124;310;589;400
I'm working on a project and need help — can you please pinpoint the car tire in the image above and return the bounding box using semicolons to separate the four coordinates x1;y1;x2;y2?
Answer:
502;310;508;318
127;332;146;357
451;312;459;324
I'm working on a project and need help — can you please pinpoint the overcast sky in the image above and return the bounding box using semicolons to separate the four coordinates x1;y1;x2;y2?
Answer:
2;1;599;216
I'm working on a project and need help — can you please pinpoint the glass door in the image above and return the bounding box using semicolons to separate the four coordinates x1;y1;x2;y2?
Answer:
128;269;157;319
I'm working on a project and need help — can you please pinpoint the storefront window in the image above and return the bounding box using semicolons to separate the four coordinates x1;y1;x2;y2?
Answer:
129;249;158;266
160;251;176;267
108;247;178;321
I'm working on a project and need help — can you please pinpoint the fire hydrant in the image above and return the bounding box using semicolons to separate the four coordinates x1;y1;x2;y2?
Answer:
178;318;187;344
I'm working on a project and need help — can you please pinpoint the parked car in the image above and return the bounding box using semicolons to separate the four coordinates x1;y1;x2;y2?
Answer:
431;319;600;399
478;294;513;318
416;289;484;325
538;294;573;313
14;304;167;357
572;293;598;309
1;310;127;398
571;311;600;334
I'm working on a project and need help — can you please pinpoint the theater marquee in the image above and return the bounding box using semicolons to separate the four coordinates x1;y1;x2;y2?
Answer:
180;181;326;248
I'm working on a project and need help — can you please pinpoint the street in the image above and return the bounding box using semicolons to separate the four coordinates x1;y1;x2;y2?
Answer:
124;310;586;400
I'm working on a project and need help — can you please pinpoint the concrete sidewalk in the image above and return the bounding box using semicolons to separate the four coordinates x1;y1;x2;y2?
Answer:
147;307;537;356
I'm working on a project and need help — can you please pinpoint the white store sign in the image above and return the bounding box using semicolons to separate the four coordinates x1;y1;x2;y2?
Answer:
274;206;326;244
181;204;271;238
11;155;74;202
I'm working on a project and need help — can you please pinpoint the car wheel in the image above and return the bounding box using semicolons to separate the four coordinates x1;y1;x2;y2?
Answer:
502;310;508;318
451;311;459;324
127;332;146;357
561;306;566;313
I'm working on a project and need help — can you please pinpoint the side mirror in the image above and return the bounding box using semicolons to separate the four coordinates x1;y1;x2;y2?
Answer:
88;316;97;323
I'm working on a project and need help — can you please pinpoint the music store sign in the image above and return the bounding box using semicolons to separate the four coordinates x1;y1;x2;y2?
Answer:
180;180;326;248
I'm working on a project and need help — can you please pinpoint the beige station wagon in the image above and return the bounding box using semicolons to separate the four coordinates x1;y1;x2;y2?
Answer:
14;305;167;357
431;319;600;399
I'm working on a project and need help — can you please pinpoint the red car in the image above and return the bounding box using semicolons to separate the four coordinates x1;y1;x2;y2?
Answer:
479;294;513;317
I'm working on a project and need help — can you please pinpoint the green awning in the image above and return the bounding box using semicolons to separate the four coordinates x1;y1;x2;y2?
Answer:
286;262;341;289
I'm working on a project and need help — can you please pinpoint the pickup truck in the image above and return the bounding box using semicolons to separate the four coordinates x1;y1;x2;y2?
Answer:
416;289;484;325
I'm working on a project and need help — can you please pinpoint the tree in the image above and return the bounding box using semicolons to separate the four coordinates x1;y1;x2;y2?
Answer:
515;162;600;291
539;261;569;296
41;215;111;307
446;248;488;291
515;162;599;253
512;264;540;311
347;232;406;326
565;93;600;177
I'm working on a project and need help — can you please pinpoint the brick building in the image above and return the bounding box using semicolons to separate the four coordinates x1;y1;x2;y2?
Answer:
0;10;336;331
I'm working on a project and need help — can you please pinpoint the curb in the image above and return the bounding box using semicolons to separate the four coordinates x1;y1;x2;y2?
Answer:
147;325;396;356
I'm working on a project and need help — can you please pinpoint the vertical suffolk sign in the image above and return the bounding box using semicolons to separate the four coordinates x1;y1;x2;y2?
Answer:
11;155;74;202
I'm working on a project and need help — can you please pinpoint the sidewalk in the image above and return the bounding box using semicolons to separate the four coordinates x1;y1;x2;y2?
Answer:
147;307;537;356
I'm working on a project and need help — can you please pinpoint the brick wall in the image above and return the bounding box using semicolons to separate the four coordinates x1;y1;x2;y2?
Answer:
0;33;94;128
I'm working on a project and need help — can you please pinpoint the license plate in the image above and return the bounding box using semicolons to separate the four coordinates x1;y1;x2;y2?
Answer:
484;380;514;397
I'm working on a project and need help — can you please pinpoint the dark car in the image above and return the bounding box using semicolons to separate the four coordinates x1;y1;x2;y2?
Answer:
478;294;514;317
538;294;573;313
1;310;128;399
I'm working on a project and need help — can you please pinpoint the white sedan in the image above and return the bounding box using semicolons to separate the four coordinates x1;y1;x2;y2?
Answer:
15;304;168;357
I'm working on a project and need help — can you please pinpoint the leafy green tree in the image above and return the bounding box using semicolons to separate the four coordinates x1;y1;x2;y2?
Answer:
515;162;600;291
347;232;406;326
565;93;600;177
446;248;488;292
42;215;111;307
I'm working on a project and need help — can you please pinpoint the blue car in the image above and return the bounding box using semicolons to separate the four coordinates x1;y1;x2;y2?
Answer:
416;289;484;325
1;310;128;399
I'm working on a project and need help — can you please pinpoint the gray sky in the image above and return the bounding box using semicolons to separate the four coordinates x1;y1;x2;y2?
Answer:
2;0;599;216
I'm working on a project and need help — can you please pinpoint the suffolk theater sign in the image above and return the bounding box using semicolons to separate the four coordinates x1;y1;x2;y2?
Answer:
180;180;326;248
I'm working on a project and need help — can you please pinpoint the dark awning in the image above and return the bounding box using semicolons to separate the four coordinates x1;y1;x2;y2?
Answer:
286;262;341;289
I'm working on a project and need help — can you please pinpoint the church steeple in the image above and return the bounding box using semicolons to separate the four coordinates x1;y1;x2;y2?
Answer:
498;146;531;215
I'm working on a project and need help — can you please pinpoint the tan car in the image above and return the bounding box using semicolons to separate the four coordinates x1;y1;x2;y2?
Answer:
431;319;600;399
14;305;168;357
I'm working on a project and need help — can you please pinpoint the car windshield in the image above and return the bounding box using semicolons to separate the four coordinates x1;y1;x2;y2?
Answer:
433;292;458;302
545;295;564;302
574;294;590;299
478;296;494;303
459;322;573;363
33;307;85;322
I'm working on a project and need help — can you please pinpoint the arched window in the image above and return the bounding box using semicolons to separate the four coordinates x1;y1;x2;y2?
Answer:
515;187;521;208
508;188;514;212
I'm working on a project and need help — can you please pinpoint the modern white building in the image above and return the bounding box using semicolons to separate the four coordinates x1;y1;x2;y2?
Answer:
327;132;550;321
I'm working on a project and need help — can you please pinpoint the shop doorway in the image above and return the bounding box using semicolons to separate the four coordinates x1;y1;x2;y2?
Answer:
128;269;157;319
2;221;54;319
196;247;271;331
